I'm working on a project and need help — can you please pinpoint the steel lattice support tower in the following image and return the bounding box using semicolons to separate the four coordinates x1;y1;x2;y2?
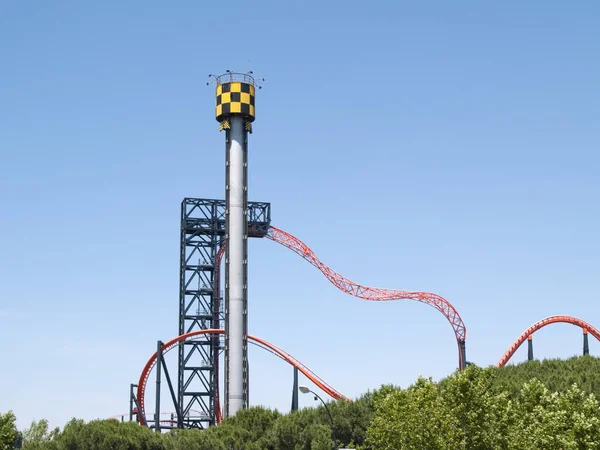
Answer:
178;199;222;428
178;198;269;428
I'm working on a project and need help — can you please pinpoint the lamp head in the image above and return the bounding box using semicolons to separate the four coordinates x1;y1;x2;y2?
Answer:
299;385;310;394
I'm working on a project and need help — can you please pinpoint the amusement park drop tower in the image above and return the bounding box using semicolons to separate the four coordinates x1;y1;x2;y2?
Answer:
215;72;256;418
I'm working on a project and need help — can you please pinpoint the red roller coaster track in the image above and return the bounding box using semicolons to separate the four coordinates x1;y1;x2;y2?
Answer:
136;329;349;427
264;226;466;341
496;315;600;368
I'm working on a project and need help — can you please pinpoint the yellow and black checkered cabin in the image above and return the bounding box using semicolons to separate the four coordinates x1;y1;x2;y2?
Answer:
216;82;255;122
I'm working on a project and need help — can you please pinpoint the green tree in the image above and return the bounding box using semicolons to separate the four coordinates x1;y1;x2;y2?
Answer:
264;408;316;450
495;356;600;400
308;424;333;450
21;419;60;449
323;395;373;448
506;380;600;449
0;411;18;450
439;365;513;449
56;418;166;450
210;406;280;448
167;428;226;450
365;376;461;449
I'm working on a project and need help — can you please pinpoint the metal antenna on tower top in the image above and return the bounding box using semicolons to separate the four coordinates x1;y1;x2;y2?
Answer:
207;70;265;89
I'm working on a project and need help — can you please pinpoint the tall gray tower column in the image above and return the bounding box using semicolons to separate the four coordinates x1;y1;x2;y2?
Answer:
214;73;256;418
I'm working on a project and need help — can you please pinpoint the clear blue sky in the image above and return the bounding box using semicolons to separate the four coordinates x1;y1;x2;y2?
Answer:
1;1;599;430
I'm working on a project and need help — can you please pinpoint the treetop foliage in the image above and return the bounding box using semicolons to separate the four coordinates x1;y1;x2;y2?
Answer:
5;356;600;449
0;411;18;450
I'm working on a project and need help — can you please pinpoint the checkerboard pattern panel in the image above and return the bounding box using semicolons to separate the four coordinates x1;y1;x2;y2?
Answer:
216;82;255;122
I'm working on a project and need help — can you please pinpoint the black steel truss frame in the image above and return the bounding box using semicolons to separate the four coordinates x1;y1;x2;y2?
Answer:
177;198;270;428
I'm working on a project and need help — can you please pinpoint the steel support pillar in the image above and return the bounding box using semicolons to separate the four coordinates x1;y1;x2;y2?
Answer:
291;367;299;412
129;384;145;425
527;335;534;361
155;341;163;431
129;384;137;422
459;339;467;370
584;330;590;356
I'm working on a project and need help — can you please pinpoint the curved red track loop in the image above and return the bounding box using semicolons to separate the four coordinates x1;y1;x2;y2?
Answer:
265;226;466;342
136;329;349;427
496;315;600;368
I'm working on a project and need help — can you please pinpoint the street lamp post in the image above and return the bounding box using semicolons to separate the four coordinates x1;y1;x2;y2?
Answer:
299;385;338;450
